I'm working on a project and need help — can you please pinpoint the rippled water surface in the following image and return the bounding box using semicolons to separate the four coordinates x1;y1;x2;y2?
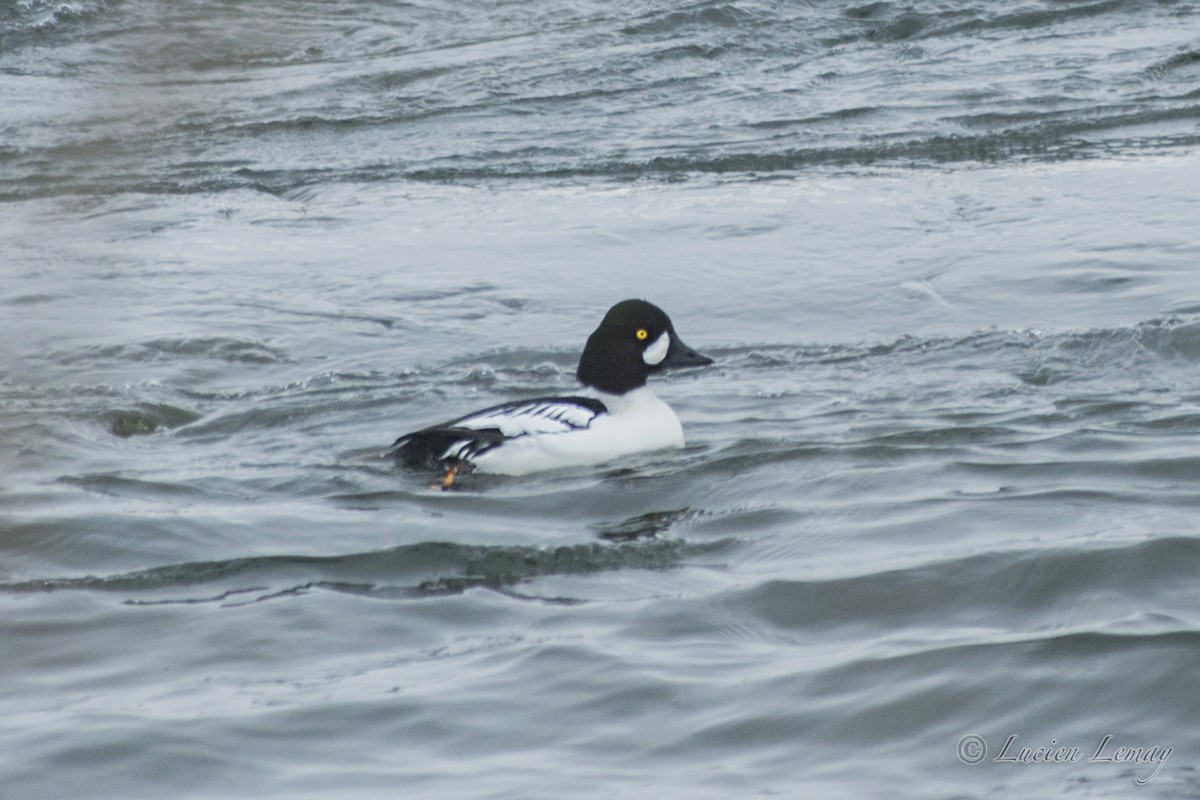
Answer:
3;1;1200;798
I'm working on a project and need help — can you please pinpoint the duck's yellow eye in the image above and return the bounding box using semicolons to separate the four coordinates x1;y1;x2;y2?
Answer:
635;328;649;340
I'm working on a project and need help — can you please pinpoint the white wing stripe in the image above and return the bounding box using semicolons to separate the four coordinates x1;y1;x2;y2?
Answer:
453;400;603;438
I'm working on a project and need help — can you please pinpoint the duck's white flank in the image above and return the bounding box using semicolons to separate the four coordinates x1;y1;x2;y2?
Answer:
469;388;684;476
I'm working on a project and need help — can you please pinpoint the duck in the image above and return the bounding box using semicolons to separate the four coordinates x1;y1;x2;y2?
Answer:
388;299;713;487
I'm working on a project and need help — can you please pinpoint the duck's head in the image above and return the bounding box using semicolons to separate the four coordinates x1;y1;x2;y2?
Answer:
576;299;713;394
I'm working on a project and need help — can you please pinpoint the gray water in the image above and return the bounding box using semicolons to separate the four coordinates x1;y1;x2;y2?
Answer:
3;1;1200;798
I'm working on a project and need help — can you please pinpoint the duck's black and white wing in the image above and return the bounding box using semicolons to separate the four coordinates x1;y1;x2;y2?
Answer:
389;395;609;469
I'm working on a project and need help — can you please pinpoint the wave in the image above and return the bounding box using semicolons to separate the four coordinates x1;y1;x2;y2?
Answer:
726;536;1200;632
2;0;1198;199
714;317;1200;386
0;534;737;604
105;403;203;438
52;337;289;367
11;114;1194;203
0;0;105;40
685;316;1200;499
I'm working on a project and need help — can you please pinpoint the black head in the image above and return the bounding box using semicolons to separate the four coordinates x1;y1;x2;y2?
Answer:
575;299;713;394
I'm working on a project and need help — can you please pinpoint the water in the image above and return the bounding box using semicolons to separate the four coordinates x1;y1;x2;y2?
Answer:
3;1;1200;797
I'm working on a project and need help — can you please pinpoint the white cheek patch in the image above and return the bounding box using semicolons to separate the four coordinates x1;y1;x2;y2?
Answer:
642;331;670;365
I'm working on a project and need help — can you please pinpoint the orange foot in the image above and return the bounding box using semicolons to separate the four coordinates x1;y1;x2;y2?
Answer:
431;463;458;491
